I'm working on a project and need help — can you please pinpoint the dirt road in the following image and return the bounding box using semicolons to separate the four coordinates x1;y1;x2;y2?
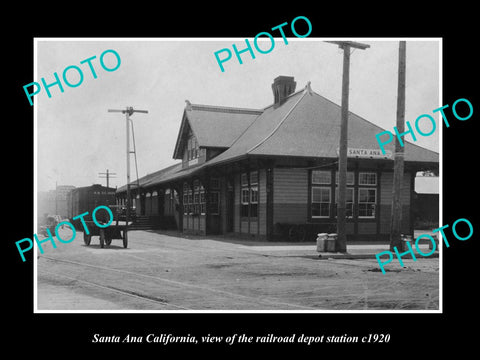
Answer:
36;228;440;311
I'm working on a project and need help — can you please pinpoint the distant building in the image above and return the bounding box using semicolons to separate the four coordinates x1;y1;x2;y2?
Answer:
117;76;439;241
37;185;76;218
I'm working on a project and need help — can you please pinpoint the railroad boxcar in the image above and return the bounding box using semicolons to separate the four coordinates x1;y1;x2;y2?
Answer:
67;184;116;229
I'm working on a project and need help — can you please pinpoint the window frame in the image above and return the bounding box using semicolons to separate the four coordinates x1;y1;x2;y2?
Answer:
240;187;250;218
240;171;259;220
182;183;189;215
311;186;331;218
312;170;331;185
359;172;377;186
249;185;259;218
200;188;206;215
309;170;379;221
358;187;377;218
186;135;199;161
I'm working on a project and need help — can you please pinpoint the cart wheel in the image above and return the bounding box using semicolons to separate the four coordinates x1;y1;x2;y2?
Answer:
122;231;128;248
83;233;91;246
99;229;105;248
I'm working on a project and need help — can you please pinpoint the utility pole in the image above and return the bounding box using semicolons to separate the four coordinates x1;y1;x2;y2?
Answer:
326;41;370;253
108;107;148;247
55;181;58;215
390;41;406;251
98;169;117;189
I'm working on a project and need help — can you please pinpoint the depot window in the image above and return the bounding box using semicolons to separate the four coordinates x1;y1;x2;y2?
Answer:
358;172;377;218
208;177;220;215
311;170;331;218
193;180;200;214
187;135;199;161
311;187;331;218
182;183;189;215
312;170;330;185
358;188;376;218
241;171;258;218
200;187;206;214
359;172;377;186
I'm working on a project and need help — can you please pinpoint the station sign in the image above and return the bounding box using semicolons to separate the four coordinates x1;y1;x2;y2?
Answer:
337;147;393;159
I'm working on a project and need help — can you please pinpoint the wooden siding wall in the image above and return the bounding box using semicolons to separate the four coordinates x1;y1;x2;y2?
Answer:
357;222;376;234
259;169;267;236
234;174;240;233
273;168;308;224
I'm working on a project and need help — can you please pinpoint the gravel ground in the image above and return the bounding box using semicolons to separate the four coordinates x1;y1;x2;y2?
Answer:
36;228;440;311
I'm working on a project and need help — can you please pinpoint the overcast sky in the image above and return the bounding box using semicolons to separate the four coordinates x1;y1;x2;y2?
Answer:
35;38;440;192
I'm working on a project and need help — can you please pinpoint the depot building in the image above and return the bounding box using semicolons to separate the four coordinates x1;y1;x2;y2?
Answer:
116;76;439;241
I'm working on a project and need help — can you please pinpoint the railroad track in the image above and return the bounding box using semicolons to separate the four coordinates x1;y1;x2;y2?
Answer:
38;255;319;311
39;268;190;310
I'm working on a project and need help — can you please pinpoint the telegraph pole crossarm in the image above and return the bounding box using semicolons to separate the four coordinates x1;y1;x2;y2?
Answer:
98;169;117;190
107;106;148;248
325;41;370;50
326;40;370;253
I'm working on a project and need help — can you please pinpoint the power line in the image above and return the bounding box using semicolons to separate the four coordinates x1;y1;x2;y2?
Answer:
98;169;117;189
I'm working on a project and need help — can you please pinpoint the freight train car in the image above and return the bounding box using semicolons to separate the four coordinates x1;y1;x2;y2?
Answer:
67;184;116;229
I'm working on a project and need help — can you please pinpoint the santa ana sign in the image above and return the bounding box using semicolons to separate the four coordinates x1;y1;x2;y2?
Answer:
337;148;393;159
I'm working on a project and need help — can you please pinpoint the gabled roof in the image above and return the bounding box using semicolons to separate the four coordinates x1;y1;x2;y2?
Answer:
118;81;439;193
207;83;439;166
172;101;262;159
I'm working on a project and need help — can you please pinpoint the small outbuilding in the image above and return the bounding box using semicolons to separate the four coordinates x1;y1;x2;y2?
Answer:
413;175;439;228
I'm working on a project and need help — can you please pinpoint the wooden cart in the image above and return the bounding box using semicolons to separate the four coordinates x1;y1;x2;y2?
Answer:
83;219;131;248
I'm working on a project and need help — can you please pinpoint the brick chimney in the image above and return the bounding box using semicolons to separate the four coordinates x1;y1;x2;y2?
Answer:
272;76;296;107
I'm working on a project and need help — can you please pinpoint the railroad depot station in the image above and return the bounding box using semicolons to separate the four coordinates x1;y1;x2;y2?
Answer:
115;76;439;242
